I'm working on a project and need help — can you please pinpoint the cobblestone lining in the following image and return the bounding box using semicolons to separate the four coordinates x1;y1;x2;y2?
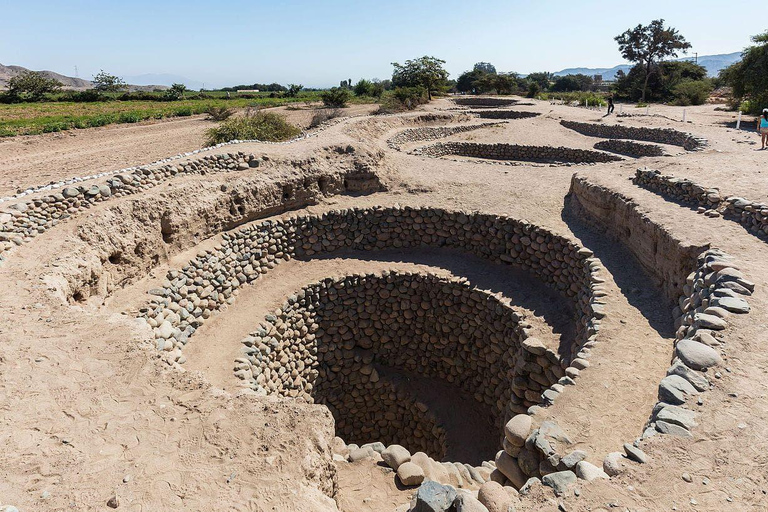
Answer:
561;120;708;151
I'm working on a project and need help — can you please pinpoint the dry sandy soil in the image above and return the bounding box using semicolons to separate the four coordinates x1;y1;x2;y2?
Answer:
1;96;767;512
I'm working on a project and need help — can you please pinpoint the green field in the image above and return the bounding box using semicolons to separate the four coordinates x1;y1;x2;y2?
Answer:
0;92;377;137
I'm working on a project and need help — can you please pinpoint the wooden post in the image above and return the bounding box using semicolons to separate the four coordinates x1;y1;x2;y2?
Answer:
736;111;742;130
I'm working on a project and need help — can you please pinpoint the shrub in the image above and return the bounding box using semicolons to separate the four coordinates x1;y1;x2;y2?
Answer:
118;112;143;123
374;87;427;114
353;79;374;97
69;89;105;102
527;82;541;98
174;106;194;116
320;87;350;108
309;108;342;128
206;106;234;121
671;79;712;106
205;110;301;145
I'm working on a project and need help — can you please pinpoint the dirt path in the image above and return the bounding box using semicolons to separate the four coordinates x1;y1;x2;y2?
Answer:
0;103;377;198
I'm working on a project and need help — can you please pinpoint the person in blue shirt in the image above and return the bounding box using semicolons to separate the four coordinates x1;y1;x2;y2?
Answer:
758;108;768;150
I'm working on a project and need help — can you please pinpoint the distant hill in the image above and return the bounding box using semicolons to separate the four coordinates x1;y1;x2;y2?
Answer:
0;63;168;92
553;52;742;80
122;73;205;91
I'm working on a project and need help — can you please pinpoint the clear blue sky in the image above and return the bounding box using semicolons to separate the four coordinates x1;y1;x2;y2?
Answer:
2;0;764;88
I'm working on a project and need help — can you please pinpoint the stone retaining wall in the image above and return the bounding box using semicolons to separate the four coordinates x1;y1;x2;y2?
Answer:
453;98;518;108
561;120;708;151
634;169;768;238
468;110;540;120
594;140;665;158
142;207;604;415
386;123;503;151
240;271;529;457
0;147;383;261
414;142;623;165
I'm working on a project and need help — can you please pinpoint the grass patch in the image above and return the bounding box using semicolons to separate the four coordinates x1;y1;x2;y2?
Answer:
204;111;301;145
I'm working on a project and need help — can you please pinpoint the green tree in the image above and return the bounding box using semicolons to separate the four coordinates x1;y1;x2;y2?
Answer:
456;69;483;94
391;56;449;100
720;31;768;114
92;70;127;93
526;72;552;92
7;70;62;100
285;84;303;97
615;19;691;102
473;62;497;74
551;74;593;92
321;87;349;108
353;79;374;96
165;83;188;100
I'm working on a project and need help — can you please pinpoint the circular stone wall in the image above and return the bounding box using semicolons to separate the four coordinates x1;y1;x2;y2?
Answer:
594;139;665;158
414;142;623;165
453;97;518;108
240;271;530;460
469;110;540;120
143;207;604;414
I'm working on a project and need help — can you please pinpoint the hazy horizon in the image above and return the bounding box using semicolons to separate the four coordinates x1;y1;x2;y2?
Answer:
3;0;764;88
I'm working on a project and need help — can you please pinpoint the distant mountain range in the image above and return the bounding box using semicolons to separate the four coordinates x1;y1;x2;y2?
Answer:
552;52;741;80
0;63;169;92
121;73;206;90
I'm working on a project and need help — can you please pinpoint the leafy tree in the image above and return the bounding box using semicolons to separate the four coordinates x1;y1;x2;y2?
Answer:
526;72;552;92
7;70;62;100
321;87;349;108
527;82;541;98
285;84;303;97
551;74;593;92
615;19;691;102
456;70;483;94
92;70;127;93
720;31;768;114
165;83;187;100
391;56;449;100
370;79;385;97
353;79;374;96
613;61;707;102
473;62;497;74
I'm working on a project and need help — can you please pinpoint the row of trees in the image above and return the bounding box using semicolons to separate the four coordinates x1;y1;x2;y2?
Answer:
2;69;191;102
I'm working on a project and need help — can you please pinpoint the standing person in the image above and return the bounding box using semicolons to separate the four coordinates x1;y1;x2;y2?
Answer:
758;109;768;150
607;96;615;115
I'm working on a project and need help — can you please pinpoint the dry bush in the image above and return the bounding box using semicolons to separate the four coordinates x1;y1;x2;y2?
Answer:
206;106;234;121
205;110;301;145
309;108;342;129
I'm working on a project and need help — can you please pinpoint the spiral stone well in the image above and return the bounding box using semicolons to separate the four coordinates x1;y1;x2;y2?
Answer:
239;271;531;462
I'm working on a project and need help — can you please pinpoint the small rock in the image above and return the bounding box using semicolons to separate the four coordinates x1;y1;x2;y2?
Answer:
575;461;609;481
477;481;515;512
560;450;587;469
107;495;119;508
623;444;647;464
411;480;457;512
397;461;425;487
382;444;411;470
504;414;532;447
682;473;693;482
603;452;625;477
542;471;577;496
453;492;490;512
655;420;693;438
676;338;722;370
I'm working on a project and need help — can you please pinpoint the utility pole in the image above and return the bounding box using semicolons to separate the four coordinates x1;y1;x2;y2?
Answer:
695;52;698;64
74;65;78;77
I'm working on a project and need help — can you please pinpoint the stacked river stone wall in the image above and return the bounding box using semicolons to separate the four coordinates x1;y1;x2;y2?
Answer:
0;151;264;260
634;169;768;238
239;271;529;457
594;140;665;158
414;142;623;165
468;110;540;120
561;120;708;151
141;207;604;417
386;123;503;151
453;98;518;108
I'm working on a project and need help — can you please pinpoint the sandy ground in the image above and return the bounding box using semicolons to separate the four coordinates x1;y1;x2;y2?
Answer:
0;103;377;197
0;96;767;511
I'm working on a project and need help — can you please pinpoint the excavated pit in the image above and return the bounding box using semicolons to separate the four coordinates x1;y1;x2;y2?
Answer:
452;97;518;108
242;272;518;463
414;141;623;165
